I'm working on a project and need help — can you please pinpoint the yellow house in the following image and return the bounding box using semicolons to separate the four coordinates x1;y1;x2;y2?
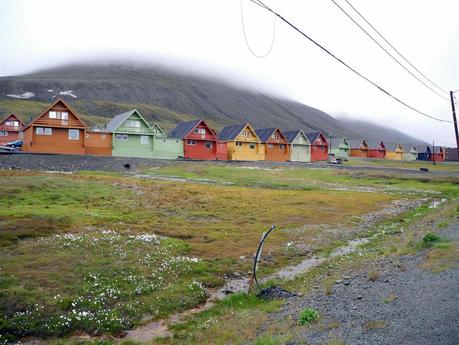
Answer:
386;143;404;160
217;123;265;161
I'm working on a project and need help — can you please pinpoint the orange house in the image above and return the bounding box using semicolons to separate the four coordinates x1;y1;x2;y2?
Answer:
85;126;112;156
22;99;87;155
349;139;369;158
255;127;290;162
0;114;24;145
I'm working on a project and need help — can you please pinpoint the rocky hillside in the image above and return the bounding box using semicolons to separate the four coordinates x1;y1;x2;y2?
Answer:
0;63;424;144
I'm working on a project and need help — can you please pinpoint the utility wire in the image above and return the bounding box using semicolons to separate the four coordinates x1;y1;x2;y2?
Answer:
330;0;449;102
342;0;449;96
249;0;452;123
241;0;276;58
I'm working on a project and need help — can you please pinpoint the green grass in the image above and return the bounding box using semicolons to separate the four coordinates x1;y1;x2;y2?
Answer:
344;157;459;172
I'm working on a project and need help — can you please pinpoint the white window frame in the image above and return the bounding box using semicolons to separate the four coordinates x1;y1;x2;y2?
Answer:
205;141;213;149
268;144;274;148
68;129;79;140
44;128;52;135
0;131;7;136
280;144;285;150
140;135;150;145
49;111;57;119
116;134;128;141
249;144;255;150
187;139;196;145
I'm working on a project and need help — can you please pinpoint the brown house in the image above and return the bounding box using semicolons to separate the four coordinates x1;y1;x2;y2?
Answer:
0;114;24;145
22;99;87;154
85;125;112;156
255;127;290;162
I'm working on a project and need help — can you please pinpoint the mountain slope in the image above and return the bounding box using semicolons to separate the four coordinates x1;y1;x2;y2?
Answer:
0;63;423;144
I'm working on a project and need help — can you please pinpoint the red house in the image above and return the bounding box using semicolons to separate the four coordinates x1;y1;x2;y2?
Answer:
169;119;219;160
0;114;24;145
367;141;386;159
433;147;445;162
306;132;329;161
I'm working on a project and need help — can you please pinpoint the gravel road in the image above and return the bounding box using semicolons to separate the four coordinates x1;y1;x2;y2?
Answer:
267;224;459;345
0;153;458;176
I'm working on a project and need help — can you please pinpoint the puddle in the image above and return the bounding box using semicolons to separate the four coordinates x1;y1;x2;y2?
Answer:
429;198;447;208
124;237;370;342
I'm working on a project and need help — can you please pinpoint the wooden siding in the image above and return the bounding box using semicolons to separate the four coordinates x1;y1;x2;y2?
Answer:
0;114;24;144
182;120;218;160
23;127;85;154
263;129;290;162
85;132;112;156
310;133;329;161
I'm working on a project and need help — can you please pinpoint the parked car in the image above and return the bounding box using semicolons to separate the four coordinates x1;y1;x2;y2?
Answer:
327;155;343;164
5;139;23;149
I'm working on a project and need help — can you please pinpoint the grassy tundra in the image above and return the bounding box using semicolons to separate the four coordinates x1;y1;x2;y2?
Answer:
0;163;457;344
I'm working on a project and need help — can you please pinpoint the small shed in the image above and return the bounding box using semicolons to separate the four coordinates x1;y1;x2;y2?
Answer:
367;141;386;159
0;114;24;145
417;145;432;161
403;145;418;161
169;119;218;160
386;143;404;160
330;137;350;158
255;128;290;162
445;148;458;161
349;139;369;158
284;129;311;162
218;123;264;161
22;99;87;154
305;132;329;161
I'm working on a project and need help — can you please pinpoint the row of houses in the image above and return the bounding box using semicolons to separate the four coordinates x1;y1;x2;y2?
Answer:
0;99;447;162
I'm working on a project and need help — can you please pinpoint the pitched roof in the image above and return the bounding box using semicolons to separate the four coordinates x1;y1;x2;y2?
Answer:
255;128;277;143
386;142;403;151
348;139;367;149
329;137;348;149
23;98;86;130
283;130;303;144
305;132;321;144
168;119;201;139
366;140;385;150
1;113;25;126
106;110;143;133
218;124;247;141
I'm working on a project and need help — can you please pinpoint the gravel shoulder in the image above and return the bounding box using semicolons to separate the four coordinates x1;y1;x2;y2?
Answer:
268;223;459;345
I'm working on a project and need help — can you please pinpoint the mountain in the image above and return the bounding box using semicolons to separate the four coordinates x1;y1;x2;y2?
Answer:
0;62;424;144
338;118;426;146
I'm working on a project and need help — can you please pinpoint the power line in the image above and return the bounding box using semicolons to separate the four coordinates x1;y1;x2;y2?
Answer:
330;0;449;102
240;0;276;58
342;0;449;96
249;0;452;123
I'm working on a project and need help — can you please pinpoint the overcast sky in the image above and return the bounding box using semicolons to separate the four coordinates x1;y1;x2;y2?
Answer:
0;0;458;146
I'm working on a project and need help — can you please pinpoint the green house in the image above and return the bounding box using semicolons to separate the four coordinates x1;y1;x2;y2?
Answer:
404;144;418;161
284;130;311;162
330;137;350;158
106;110;183;159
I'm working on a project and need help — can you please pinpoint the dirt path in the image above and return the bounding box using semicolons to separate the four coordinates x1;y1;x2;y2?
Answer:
267;223;459;345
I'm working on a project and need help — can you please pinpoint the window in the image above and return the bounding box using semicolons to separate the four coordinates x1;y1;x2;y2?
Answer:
268;144;274;148
249;144;255;150
280;144;285;150
272;133;279;139
140;135;150;145
194;127;206;135
126;120;141;128
5;120;19;127
243;131;250;137
205;141;213;149
61;112;68;120
101;134;106;139
293;144;296;148
187;139;196;145
36;127;52;135
236;141;242;147
116;134;128;141
68;129;79;140
0;131;7;136
49;111;57;119
49;111;69;121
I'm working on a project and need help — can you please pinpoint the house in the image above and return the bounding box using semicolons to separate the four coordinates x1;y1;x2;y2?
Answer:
85;125;112;156
445;148;458;161
433;147;445;162
284;130;311;162
106;110;182;159
403;145;418;161
0;114;24;145
349;139;369;158
417;145;432;161
330;137;350;158
367;141;386;159
305;132;329;161
255;128;290;162
386;143;404;160
217;123;264;161
22;99;87;154
169;119;218;160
